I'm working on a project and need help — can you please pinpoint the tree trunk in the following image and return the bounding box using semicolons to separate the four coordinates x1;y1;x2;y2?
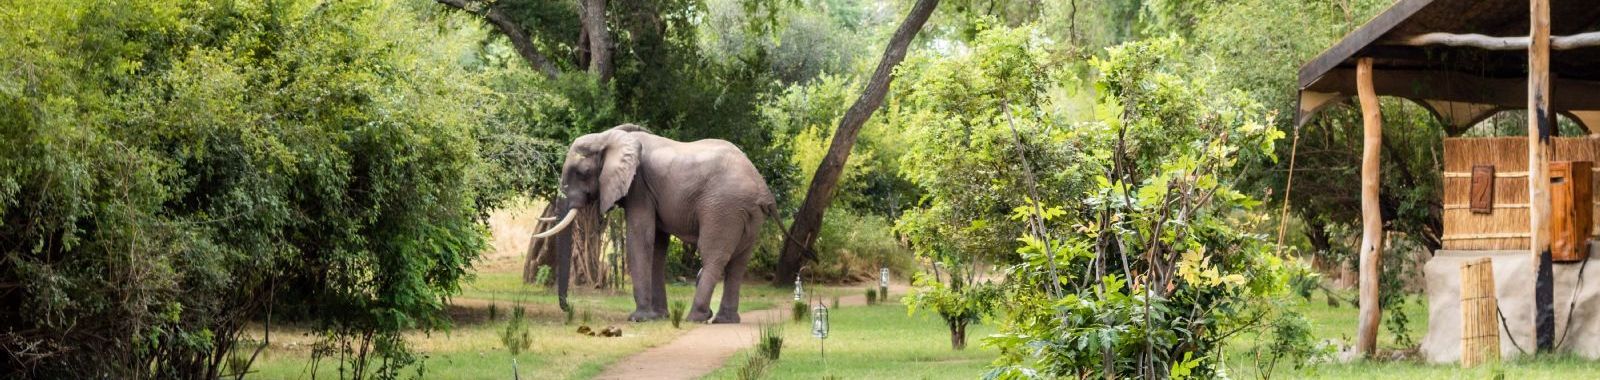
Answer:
1355;57;1383;358
578;0;613;83
773;0;941;286
948;319;967;350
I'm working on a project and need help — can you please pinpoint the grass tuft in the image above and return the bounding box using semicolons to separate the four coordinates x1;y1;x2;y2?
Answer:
792;301;809;323
759;324;784;361
670;300;687;329
735;354;772;380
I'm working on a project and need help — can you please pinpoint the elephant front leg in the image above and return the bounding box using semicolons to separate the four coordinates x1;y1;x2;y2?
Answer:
626;213;664;322
650;231;670;316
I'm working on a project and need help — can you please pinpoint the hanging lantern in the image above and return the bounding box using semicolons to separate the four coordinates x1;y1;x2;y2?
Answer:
811;304;829;339
793;276;805;301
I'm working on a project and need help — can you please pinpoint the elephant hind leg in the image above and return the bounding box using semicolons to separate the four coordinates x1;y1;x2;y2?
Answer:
685;255;725;323
713;218;760;324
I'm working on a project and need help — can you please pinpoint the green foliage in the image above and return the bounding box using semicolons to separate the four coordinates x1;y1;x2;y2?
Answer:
974;34;1310;378
1;0;490;377
866;288;878;305
759;324;785;360
500;306;533;356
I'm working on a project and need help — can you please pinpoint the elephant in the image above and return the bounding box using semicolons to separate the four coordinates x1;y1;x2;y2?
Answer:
535;124;776;323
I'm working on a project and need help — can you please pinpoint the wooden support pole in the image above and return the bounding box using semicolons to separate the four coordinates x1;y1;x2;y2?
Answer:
1529;0;1556;352
1356;57;1384;358
1461;258;1501;368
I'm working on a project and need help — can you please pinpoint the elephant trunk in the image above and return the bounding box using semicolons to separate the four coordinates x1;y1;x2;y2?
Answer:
551;198;574;312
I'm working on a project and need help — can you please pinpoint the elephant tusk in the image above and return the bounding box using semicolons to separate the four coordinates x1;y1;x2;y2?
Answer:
533;209;578;239
539;216;558;222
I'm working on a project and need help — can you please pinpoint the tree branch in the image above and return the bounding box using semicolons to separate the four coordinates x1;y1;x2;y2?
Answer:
436;0;561;79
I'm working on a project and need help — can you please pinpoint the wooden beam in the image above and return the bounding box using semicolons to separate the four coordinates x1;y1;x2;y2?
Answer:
1356;57;1384;358
1529;0;1556;352
1391;31;1600;50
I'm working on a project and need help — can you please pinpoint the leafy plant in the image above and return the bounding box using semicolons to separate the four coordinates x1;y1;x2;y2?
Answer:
866;288;878;305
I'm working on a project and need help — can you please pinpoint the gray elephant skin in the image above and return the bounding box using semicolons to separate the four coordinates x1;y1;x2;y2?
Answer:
536;124;776;323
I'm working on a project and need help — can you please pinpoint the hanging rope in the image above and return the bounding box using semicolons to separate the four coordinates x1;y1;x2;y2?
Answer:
1275;122;1305;257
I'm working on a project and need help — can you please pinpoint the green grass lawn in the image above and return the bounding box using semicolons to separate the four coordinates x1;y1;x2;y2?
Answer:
704;301;999;380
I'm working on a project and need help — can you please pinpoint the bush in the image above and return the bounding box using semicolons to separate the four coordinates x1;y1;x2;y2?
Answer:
0;1;489;377
866;288;878;305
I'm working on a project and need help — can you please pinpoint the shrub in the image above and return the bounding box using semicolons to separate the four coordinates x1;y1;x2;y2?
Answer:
758;324;784;360
866;288;878;305
0;1;489;377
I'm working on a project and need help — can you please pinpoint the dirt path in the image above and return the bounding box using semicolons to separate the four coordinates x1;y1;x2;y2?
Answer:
592;285;905;380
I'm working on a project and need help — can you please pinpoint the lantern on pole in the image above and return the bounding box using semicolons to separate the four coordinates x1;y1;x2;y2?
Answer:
812;302;830;372
879;267;890;300
811;304;829;339
793;275;805;301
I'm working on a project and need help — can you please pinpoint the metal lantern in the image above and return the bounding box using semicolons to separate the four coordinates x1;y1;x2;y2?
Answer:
793;276;804;301
879;267;890;288
811;304;829;339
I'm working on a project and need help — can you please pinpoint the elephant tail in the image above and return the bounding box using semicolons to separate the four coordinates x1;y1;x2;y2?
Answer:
762;204;818;262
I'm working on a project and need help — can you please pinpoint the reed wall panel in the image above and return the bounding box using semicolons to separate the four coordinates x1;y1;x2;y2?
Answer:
1441;137;1600;250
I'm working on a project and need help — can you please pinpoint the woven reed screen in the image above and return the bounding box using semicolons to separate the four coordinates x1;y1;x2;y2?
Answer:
1442;137;1600;250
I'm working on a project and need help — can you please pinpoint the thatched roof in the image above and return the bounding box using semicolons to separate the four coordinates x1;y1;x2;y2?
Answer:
1296;0;1600;133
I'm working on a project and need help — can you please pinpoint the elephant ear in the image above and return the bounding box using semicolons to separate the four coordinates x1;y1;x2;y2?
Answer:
598;129;641;212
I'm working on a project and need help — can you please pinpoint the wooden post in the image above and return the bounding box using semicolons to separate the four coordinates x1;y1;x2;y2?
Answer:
1356;57;1384;357
1461;258;1501;368
1529;0;1556;352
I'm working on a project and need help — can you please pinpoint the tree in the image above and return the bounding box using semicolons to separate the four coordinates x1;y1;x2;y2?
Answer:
774;0;941;286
